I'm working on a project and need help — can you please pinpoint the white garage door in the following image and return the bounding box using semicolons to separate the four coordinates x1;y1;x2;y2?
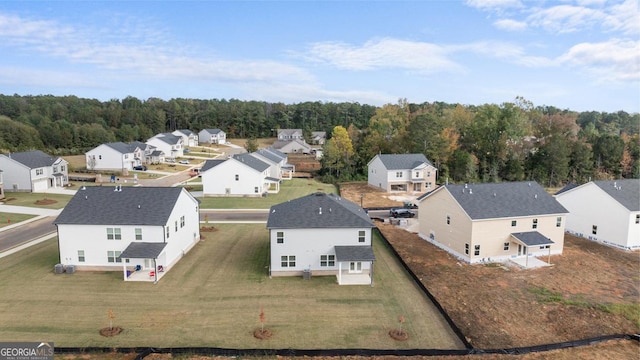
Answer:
32;179;48;192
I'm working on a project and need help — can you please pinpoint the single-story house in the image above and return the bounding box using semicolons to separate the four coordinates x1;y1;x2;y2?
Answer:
54;186;201;282
418;181;568;268
0;150;69;192
172;129;199;147
200;153;280;196
198;129;226;144
267;192;376;285
555;179;640;250
368;153;437;193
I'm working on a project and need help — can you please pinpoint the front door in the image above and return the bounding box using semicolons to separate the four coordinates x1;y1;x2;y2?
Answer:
349;262;362;273
144;259;154;270
518;245;527;256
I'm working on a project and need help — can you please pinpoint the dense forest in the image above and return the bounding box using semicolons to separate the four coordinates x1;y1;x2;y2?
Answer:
0;94;637;186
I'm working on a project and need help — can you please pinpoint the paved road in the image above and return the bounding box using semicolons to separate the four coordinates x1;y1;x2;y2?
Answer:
0;216;57;253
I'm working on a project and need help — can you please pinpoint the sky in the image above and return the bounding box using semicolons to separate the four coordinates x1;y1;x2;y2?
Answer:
0;0;638;113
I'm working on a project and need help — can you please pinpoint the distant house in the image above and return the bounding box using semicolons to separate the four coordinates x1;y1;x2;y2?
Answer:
147;133;184;160
0;150;69;192
267;192;376;285
54;186;201;282
277;129;304;141
198;129;226;144
172;129;199;147
85;142;147;171
272;139;312;154
311;131;326;145
555;179;640;250
0;170;4;200
418;181;568;268
252;147;294;180
200;153;280;196
367;153;437;193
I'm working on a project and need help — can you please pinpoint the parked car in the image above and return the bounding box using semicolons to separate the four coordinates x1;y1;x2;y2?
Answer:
183;148;191;153
389;208;415;218
403;201;418;209
179;160;190;164
133;165;147;171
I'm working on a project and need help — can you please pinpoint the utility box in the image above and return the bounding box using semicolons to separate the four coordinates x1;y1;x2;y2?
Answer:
302;269;311;280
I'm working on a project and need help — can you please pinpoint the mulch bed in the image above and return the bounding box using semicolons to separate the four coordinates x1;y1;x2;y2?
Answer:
99;326;123;337
253;328;273;339
35;199;58;205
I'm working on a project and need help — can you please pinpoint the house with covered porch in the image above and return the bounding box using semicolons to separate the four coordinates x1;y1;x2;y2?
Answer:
417;181;568;268
267;192;376;285
54;186;200;283
0;150;68;192
367;153;437;193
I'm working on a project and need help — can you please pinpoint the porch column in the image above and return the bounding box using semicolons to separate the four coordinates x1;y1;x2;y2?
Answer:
547;247;551;265
370;261;374;287
338;262;342;285
122;262;127;281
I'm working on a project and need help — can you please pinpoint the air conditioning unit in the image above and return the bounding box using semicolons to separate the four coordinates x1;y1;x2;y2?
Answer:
54;264;64;274
66;265;76;274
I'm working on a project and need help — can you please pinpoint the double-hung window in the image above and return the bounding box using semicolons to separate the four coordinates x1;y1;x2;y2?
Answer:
281;255;295;267
107;228;121;240
358;230;365;243
276;232;284;244
107;251;122;263
135;228;142;240
320;255;335;267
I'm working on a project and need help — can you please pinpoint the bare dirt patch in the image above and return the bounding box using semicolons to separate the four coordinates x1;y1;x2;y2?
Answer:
339;181;407;208
34;199;58;205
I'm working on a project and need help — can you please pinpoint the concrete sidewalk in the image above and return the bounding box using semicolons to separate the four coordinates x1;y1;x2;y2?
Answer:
0;205;61;233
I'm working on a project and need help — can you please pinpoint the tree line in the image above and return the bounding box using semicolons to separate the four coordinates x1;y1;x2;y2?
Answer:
0;94;637;186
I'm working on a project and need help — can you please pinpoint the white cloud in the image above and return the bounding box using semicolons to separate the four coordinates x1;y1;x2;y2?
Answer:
493;18;528;31
465;0;523;11
304;38;462;74
557;38;640;81
527;4;606;33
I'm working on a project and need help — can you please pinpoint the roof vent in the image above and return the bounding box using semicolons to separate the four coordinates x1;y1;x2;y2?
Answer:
534;194;538;199
319;207;322;215
138;204;141;209
85;195;88;200
493;192;496;197
81;186;86;190
613;181;617;187
464;183;468;188
528;182;531;186
469;189;472;194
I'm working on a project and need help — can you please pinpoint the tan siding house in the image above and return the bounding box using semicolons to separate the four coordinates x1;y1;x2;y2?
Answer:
418;181;568;267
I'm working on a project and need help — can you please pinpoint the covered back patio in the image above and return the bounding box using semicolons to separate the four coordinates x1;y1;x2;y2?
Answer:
509;231;555;269
335;245;376;286
119;242;168;283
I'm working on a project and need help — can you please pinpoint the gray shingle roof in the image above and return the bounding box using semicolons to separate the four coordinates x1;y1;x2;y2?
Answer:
200;159;226;172
265;147;287;159
103;142;143;154
374;153;433;170
120;242;167;259
203;128;223;134
593;179;640;211
3;150;61;168
273;139;310;150
153;133;182;145
255;149;283;164
232;153;270;172
437;181;568;220
175;129;194;136
267;192;374;229
335;245;375;261
54;186;185;226
511;232;554;246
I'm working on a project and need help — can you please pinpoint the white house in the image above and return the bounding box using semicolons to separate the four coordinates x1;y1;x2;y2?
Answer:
311;131;326;145
54;186;201;282
252;148;293;180
198;129;226;144
0;150;69;192
418;181;568;268
555;179;640;250
85;142;146;171
368;153;437;193
272;139;312;154
277;129;304;141
200;153;280;196
0;169;4;200
147;133;184;160
267;192;376;285
172;129;199;147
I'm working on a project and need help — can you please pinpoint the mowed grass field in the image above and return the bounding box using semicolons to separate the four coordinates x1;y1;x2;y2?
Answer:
0;224;464;350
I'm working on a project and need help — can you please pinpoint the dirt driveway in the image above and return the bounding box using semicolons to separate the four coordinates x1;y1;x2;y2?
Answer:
338;181;639;358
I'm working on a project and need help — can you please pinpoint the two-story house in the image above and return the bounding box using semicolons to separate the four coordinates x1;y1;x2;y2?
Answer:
555;179;640;250
172;129;199;147
198;129;226;144
200;153;280;196
0;150;68;192
85;142;146;171
147;133;184;160
367;154;437;193
418;181;568;268
267;192;376;285
54;186;201;282
277;129;304;141
0;169;4;200
251;148;293;180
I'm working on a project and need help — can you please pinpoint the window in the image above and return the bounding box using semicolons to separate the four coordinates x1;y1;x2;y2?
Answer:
36;168;43;175
166;226;170;238
446;215;451;225
255;187;259;193
358;230;366;243
395;171;402;178
135;228;142;240
61;165;65;172
540;245;550;249
98;155;102;160
532;219;538;229
426;182;432;188
320;255;335;267
503;242;510;251
281;255;295;267
106;228;121;240
415;171;420;178
107;251;122;263
511;220;517;227
474;245;480;256
427;171;431;177
556;217;562;227
53;166;58;173
276;231;284;244
592;225;597;235
175;220;178;232
78;250;85;262
464;243;469;255
124;154;128;159
636;214;639;224
180;216;185;228
235;174;239;181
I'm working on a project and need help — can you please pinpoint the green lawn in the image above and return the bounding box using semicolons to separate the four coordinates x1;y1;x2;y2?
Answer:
1;192;72;209
197;178;338;209
0;212;35;228
0;225;464;350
